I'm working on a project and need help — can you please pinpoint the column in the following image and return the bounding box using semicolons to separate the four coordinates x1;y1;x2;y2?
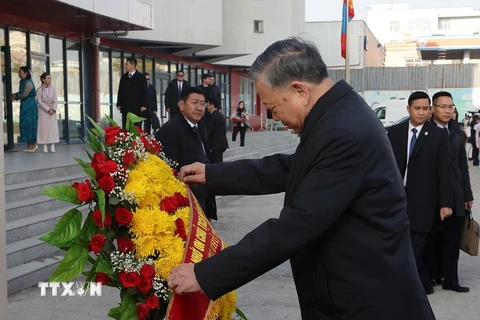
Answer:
90;36;101;123
0;57;8;317
463;50;471;64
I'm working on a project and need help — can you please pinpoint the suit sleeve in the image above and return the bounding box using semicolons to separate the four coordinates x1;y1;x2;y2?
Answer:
140;74;148;109
438;130;454;208
155;126;180;168
117;75;125;110
195;129;363;300
205;153;293;195
459;134;474;202
164;83;172;109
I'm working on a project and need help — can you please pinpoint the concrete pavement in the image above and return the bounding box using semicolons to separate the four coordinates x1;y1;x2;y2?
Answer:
7;168;480;320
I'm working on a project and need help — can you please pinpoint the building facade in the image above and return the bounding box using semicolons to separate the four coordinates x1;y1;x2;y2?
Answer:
1;0;304;150
367;3;480;66
305;20;384;70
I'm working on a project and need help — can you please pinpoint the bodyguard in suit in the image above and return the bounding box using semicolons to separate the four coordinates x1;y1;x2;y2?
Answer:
428;91;473;293
168;38;435;320
142;73;158;134
155;87;217;220
116;57;148;128
204;99;229;163
387;91;453;295
164;70;190;119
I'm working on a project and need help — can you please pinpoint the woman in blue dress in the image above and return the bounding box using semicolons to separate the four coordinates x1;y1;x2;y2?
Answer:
11;66;38;152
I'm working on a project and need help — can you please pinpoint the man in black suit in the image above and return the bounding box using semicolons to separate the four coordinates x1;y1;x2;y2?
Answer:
142;73;158;134
197;74;213;104
167;38;435;319
164;70;190;119
204;99;228;163
116;57;148;128
207;75;222;110
428;91;473;293
155;87;217;220
387;91;453;295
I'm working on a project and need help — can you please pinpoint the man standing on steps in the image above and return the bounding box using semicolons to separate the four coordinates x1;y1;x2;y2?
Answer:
164;70;190;119
116;57;147;128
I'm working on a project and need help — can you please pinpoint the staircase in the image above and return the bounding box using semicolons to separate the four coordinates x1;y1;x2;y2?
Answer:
6;130;299;294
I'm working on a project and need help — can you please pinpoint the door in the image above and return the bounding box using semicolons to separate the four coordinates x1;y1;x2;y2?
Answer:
2;45;13;150
155;73;170;125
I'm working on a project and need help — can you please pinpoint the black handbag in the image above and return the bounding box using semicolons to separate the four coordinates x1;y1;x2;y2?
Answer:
151;114;161;130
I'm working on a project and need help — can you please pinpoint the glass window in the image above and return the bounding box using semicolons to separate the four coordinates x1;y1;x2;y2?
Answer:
374;107;386;120
170;61;177;75
182;64;189;82
31;55;47;89
390;21;400;33
49;37;64;102
135;55;143;73
155;59;168;74
99;47;111;127
66;40;82;141
112;50;123;126
197;68;203;87
145;57;154;76
30;33;46;53
10;30;27;143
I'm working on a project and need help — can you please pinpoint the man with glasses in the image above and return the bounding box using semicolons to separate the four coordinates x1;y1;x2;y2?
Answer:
427;91;473;293
165;70;190;119
143;73;158;133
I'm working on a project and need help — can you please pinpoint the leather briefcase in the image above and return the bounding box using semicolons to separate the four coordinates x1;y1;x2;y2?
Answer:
460;209;480;256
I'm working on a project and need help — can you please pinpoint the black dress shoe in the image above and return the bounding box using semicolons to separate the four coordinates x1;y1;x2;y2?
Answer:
424;284;434;295
442;282;470;293
434;278;444;286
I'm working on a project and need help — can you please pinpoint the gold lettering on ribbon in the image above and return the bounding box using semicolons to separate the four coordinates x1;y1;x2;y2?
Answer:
191;247;203;263
194;239;206;252
197;228;207;242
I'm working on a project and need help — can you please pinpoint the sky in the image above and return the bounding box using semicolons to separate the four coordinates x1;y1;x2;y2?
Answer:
305;0;480;22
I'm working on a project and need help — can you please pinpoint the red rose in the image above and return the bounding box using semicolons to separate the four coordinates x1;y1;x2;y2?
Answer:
91;209;112;228
146;295;159;309
160;198;177;214
89;234;106;254
98;175;115;194
117;237;135;253
104;126;121;145
118;270;140;288
136;276;153;294
140;264;156;280
95;272;110;285
122;149;135;166
74;181;95;203
172;169;179;177
99;160;118;175
140;136;150;150
149;140;162;154
174;228;187;241
91;163;103;179
115;208;133;225
136;126;146;135
175;218;185;229
92;152;107;164
137;303;150;320
172;193;189;207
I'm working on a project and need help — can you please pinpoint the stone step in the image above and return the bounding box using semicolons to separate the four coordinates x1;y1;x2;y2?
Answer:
6;206;89;244
225;141;299;158
5;173;87;203
6;195;73;223
5;164;85;186
6;233;60;269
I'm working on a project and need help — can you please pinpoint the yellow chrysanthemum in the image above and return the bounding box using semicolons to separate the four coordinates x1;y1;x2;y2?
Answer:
219;291;237;320
139;190;160;208
174;207;191;235
130;207;157;236
132;234;157;258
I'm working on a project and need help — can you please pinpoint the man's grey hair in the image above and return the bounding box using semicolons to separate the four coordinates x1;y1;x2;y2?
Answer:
249;37;328;89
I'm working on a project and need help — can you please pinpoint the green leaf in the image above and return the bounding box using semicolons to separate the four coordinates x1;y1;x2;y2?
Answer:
94;189;106;224
87;128;103;153
74;157;97;181
235;307;248;320
96;259;114;275
86;115;106;140
126;112;145;137
84;255;103;284
76;212;99;245
39;232;52;243
108;292;138;320
42;186;82;204
109;196;121;206
49;244;89;282
85;148;94;161
105;114;119;127
40;208;82;246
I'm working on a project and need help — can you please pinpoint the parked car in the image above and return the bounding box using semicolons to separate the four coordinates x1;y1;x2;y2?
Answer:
385;115;409;133
372;98;409;127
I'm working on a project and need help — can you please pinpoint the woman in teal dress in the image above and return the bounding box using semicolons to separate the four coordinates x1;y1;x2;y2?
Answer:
11;66;38;152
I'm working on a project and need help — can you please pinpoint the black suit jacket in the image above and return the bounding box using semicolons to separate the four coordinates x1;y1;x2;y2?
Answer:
432;119;473;217
145;83;157;116
194;80;434;320
388;120;453;231
205;109;228;151
117;70;147;116
155;116;217;220
164;80;190;117
197;84;213;104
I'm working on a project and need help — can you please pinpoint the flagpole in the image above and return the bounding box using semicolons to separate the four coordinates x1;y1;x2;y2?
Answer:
345;15;351;84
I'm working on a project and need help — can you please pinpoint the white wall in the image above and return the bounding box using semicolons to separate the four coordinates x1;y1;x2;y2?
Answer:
305;21;365;69
208;0;305;67
125;0;223;47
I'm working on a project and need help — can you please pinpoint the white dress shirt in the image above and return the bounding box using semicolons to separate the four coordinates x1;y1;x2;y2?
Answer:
128;70;136;78
404;122;424;186
184;117;206;153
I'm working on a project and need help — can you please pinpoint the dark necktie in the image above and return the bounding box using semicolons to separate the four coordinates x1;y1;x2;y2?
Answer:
129;73;132;79
192;126;208;163
409;128;417;158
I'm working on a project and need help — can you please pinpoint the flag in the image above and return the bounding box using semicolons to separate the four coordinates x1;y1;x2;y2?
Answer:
341;0;355;59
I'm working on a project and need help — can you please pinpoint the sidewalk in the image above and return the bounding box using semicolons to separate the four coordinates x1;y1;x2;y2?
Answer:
7;168;480;320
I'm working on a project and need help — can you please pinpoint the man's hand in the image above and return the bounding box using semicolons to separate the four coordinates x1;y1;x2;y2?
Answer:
166;108;171;113
465;201;474;210
116;105;121;111
167;263;201;295
154;111;157;115
141;107;147;112
179;162;206;185
440;207;453;220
